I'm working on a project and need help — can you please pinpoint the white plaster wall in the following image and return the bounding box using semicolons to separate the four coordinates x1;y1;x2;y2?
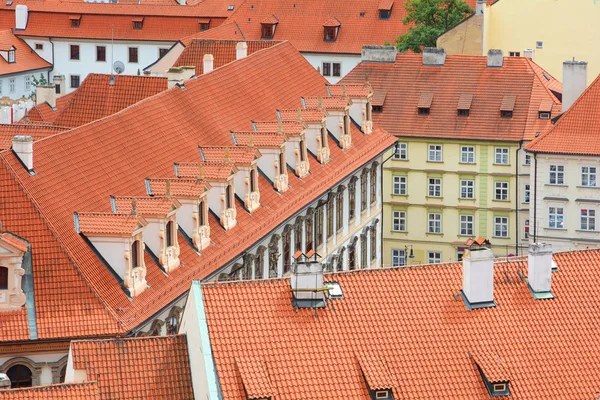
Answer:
304;124;320;155
256;150;278;182
22;38;52;63
324;110;344;141
233;168;248;200
87;236;128;279
285;138;299;171
177;200;196;239
0;69;50;100
144;42;185;75
301;52;361;84
143;217;162;256
348;98;366;127
207;183;225;217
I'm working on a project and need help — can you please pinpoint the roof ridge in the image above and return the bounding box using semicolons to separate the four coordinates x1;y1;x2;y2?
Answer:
72;333;187;344
0;381;99;392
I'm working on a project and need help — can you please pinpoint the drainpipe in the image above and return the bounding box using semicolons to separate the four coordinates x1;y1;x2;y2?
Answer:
515;141;522;255
381;141;399;267
533;152;538;242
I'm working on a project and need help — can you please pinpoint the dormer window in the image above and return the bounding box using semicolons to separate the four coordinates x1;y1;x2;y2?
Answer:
131;239;140;268
199;18;211;31
0;267;7;290
538;98;552;120
166;220;174;247
225;184;233;209
538;111;550;119
250;169;257;192
375;390;392;399
500;94;516;118
457;93;472;117
323;18;341;42
500;110;512;118
7;48;15;64
278;152;285;175
418;92;433;116
357;354;395;400
472;352;511;398
378;0;394;19
70;15;81;28
261;16;278;39
132;16;144;30
379;9;391;19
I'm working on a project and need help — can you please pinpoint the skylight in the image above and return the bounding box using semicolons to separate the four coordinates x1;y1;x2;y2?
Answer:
324;281;343;299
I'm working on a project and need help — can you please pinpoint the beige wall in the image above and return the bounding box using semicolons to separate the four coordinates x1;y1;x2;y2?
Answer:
437;14;483;56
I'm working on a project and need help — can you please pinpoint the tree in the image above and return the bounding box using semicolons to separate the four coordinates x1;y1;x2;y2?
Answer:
395;0;474;53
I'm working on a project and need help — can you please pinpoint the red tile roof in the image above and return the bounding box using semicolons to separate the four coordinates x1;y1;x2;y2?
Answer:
0;232;29;252
526;74;600;155
0;124;67;150
0;41;394;342
200;146;260;166
254;120;304;136
77;212;144;236
328;83;372;98
180;21;247;45
22;93;74;126
175;161;236;181
0;382;99;400
0;30;51;76
233;131;286;148
146;178;208;198
304;95;349;110
341;53;562;142
113;196;178;216
278;108;326;123
201;248;600;399
70;335;193;400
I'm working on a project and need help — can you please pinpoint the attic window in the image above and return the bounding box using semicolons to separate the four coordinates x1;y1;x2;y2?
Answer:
7;48;15;63
375;390;391;399
227;4;234;10
199;17;211;31
69;15;81;28
132;16;144;30
323;18;341;42
538;98;552;119
457;94;473;116
357;355;395;400
472;352;511;398
261;21;277;39
418;92;433;115
378;0;393;19
500;95;516;118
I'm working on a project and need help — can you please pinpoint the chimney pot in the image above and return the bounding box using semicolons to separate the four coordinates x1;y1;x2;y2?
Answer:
462;248;495;306
562;60;588;113
12;136;33;171
203;54;214;73
422;47;446;66
35;84;56;109
361;45;397;63
528;243;553;293
523;49;534;60
487;49;504;67
236;42;248;60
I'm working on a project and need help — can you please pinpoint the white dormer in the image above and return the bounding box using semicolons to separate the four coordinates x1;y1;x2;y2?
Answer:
76;212;148;297
146;178;211;251
0;233;28;311
254;121;310;178
279;109;330;164
303;96;352;149
328;84;374;134
111;196;182;273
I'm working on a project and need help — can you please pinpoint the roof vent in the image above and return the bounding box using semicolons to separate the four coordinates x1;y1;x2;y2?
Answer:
461;247;496;309
487;49;504;67
12;136;33;173
290;253;326;309
422;47;446;66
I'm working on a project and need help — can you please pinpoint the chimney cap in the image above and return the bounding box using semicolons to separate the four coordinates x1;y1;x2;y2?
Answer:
203;54;214;61
236;41;248;49
422;47;446;66
13;135;33;143
563;59;588;66
487;49;504;67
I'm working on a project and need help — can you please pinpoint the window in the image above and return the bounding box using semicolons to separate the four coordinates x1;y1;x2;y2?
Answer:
581;166;597;187
428;144;442;162
370;166;377;204
548;207;564;229
0;80;3;95
283;228;291;274
131;240;140;268
159;48;169;58
348;239;357;270
536;41;543;49
8;49;14;63
255;248;264;278
460;179;475;199
349;179;356;220
278;152;285;174
509;51;520;57
393;176;407;195
427;251;441;263
549;165;565;185
428;178;442;197
460;146;475;163
225;184;232;209
418;107;430;116
460;215;474;236
324;27;337;41
524;219;530;239
524;184;530;203
327;198;334;239
581;209;596;231
261;23;276;39
24;76;30;91
379;9;391;19
322;62;331;77
539;111;551;119
495;147;509;165
500;110;513;118
198;200;206;226
394;142;407;160
370;227;376;262
305;213;313;252
166;221;174;247
361;234;367;267
268;236;279;277
9;78;15;93
375;390;390;399
128;47;138;63
392;249;405;266
336;192;343;232
361;170;368;211
332;62;341;77
494;181;509;201
35;43;43;50
70;44;80;60
524;153;531;165
428;213;441;234
0;266;7;290
71;18;80;28
494;217;509;237
392;211;406;232
294;220;302;253
458;109;469;117
133;21;143;30
250;169;257;192
96;45;106;62
315;207;323;248
7;365;32;388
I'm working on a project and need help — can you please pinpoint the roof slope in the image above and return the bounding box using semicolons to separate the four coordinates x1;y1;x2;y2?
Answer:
526;74;600;155
202;248;600;399
180;21;246;45
341;53;562;141
0;41;395;341
0;30;51;76
0;383;99;400
23;93;74;126
71;335;193;400
0;124;67;150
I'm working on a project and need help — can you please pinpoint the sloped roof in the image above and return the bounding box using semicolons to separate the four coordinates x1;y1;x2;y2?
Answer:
180;21;247;45
200;146;260;166
70;335;193;400
22;93;74;126
0;41;395;342
526;74;600;155
0;124;67;150
0;30;51;76
201;248;600;399
0;382;99;400
340;53;562;142
77;213;144;236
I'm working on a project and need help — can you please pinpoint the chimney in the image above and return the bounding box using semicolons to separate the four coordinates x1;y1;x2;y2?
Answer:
462;247;495;307
0;373;10;389
361;45;397;63
236;42;248;60
487;49;504;67
12;136;33;172
523;49;534;60
290;257;325;308
562;59;588;112
528;243;553;294
422;47;446;66
475;0;485;14
166;66;196;89
203;54;214;73
53;75;66;97
35;84;56;108
15;5;28;30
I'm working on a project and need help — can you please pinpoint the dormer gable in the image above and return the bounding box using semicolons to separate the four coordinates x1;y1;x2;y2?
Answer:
279;108;330;164
236;357;274;400
357;353;395;400
500;95;516;118
260;15;279;39
254;120;309;178
378;0;394;19
69;14;81;28
132;16;145;30
323;18;341;42
328;84;374;134
303;96;352;149
0;232;29;311
471;351;511;398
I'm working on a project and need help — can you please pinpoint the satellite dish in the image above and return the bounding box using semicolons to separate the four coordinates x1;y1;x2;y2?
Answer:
113;61;125;74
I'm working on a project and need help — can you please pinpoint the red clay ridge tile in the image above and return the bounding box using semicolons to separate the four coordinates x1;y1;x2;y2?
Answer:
200;146;260;166
233;131;286;148
77;213;144;236
146;178;209;198
112;196;180;216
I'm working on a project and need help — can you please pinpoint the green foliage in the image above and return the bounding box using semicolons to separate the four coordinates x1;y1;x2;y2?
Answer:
395;0;474;53
31;73;48;87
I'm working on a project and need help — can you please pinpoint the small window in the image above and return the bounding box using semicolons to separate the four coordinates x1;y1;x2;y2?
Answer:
460;214;474;236
8;49;14;63
458;109;469;116
549;165;565;185
500;110;512;118
393;176;407;195
322;62;331;77
24;75;31;91
494;181;509;201
428;144;442;162
394;142;408;160
70;75;80;88
494;147;509;165
332;62;341;77
418;107;430;116
158;48;169;58
9;78;15;93
227;4;234;10
581;166;597;187
226;184;233;209
131;240;140;268
581;209;596;231
427;251;441;263
460;146;475;163
70;44;80;60
7;365;32;388
538;111;551;119
279;152;285;174
0;266;8;290
508;51;520;57
494;217;509;237
96;45;106;62
392;249;405;266
324;26;337;41
261;23;276;39
428;178;442;197
71;19;80;28
536;41;543;49
392;211;406;232
524;184;530;203
524;219;530;238
132;17;144;30
378;9;391;19
35;43;43;50
548;207;564;229
493;383;507;392
166;221;174;247
524;153;531;165
198;201;206;226
460;180;475;199
375;390;390;399
200;22;210;31
128;47;138;63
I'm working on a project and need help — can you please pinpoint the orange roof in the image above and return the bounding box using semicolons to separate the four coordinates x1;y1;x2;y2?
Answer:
0;232;29;252
323;17;342;27
201;248;600;399
254;120;304;136
233;131;286;148
235;357;274;400
112;196;179;216
278;108;326;123
340;53;562;142
527;75;600;156
22;93;74;126
303;95;349;110
179;21;247;45
0;382;99;400
146;178;208;198
175;161;236;181
328;83;372;98
0;124;67;150
70;335;193;400
173;39;280;73
77;212;144;236
199;146;260;166
0;42;395;342
0;30;51;76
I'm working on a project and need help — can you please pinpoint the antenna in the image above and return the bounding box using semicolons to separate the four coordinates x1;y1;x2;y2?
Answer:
111;25;114;75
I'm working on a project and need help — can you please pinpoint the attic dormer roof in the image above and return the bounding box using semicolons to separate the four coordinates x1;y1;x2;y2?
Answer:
76;212;147;236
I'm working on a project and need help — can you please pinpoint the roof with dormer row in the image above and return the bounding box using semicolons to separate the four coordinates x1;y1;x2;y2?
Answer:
201;248;600;399
199;146;260;166
0;30;51;76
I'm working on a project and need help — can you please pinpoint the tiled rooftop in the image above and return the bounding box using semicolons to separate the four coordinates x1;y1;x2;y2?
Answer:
146;178;208;198
175;161;236;181
199;146;260;166
0;382;99;400
0;125;67;150
112;196;178;216
254;121;305;136
304;95;349;110
0;30;51;76
77;213;143;236
279;108;326;123
233;131;286;148
201;248;600;399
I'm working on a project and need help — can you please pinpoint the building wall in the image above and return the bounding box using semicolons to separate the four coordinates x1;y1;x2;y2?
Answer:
144;42;185;76
484;0;600;83
301;53;362;84
437;14;483;56
0;69;50;101
530;153;600;251
383;138;525;267
0;351;68;387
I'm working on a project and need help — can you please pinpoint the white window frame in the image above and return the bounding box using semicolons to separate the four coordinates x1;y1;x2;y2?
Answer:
24;75;31;91
581;166;597;187
428;213;442;234
524;219;530;239
524;153;531;166
393;142;408;160
459;179;474;199
392;211;406;232
548;207;564;229
428;144;442;162
375;390;390;399
428;178;442;197
494;147;510;165
391;249;406;267
581;209;596;231
392;176;407;195
321;62;332;77
524;184;530;203
494;216;509;238
494;181;509;201
459;214;474;236
9;78;15;93
427;251;442;263
549;165;565;185
8;49;15;63
460;146;475;164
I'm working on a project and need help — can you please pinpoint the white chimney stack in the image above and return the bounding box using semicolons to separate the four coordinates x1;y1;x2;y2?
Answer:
422;47;446;66
236;42;248;60
12;136;33;172
462;248;495;305
53;75;66;97
166;66;196;89
523;49;534;60
203;54;214;74
487;49;504;67
475;0;485;14
35;84;56;108
15;5;28;30
562;60;588;113
528;243;553;293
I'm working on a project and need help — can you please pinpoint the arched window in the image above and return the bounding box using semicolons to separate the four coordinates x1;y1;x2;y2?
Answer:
250;169;257;192
7;365;32;388
243;254;253;280
229;263;243;280
348;238;357;270
337;247;345;271
0;266;8;290
326;198;334;239
59;365;67;383
305;209;314;252
361;234;368;268
349;177;357;220
360;170;368;212
315;207;323;248
166;221;174;247
299;140;306;162
198;200;205;226
343;112;350;136
294;218;303;254
166;307;182;335
279;152;285;174
283;226;292;275
336;189;344;232
131;240;140;268
370;224;377;262
370;164;378;204
255;246;265;279
268;235;280;277
226;184;233;209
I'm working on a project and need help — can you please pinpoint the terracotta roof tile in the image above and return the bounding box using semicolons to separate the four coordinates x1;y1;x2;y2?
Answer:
378;0;394;10
0;382;99;400
113;196;179;216
22;93;74;126
175;161;236;181
0;232;29;252
70;335;193;400
538;98;554;113
233;131;286;148
0;30;51;76
146;178;208;198
457;93;473;110
278;108;325;124
323;17;342;27
77;212;144;236
500;94;516;111
0;124;67;150
199;146;260;166
418;92;433;108
235;357;274;399
303;95;349;110
254;120;304;136
260;14;279;24
201;248;600;399
328;83;372;98
180;21;247;45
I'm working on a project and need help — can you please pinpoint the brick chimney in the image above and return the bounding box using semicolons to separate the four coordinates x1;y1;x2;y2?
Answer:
12;136;33;172
562;60;587;113
527;243;553;294
35;84;56;108
203;54;214;73
236;42;248;60
422;48;446;66
53;75;66;97
361;45;397;63
487;49;504;67
462;248;495;307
